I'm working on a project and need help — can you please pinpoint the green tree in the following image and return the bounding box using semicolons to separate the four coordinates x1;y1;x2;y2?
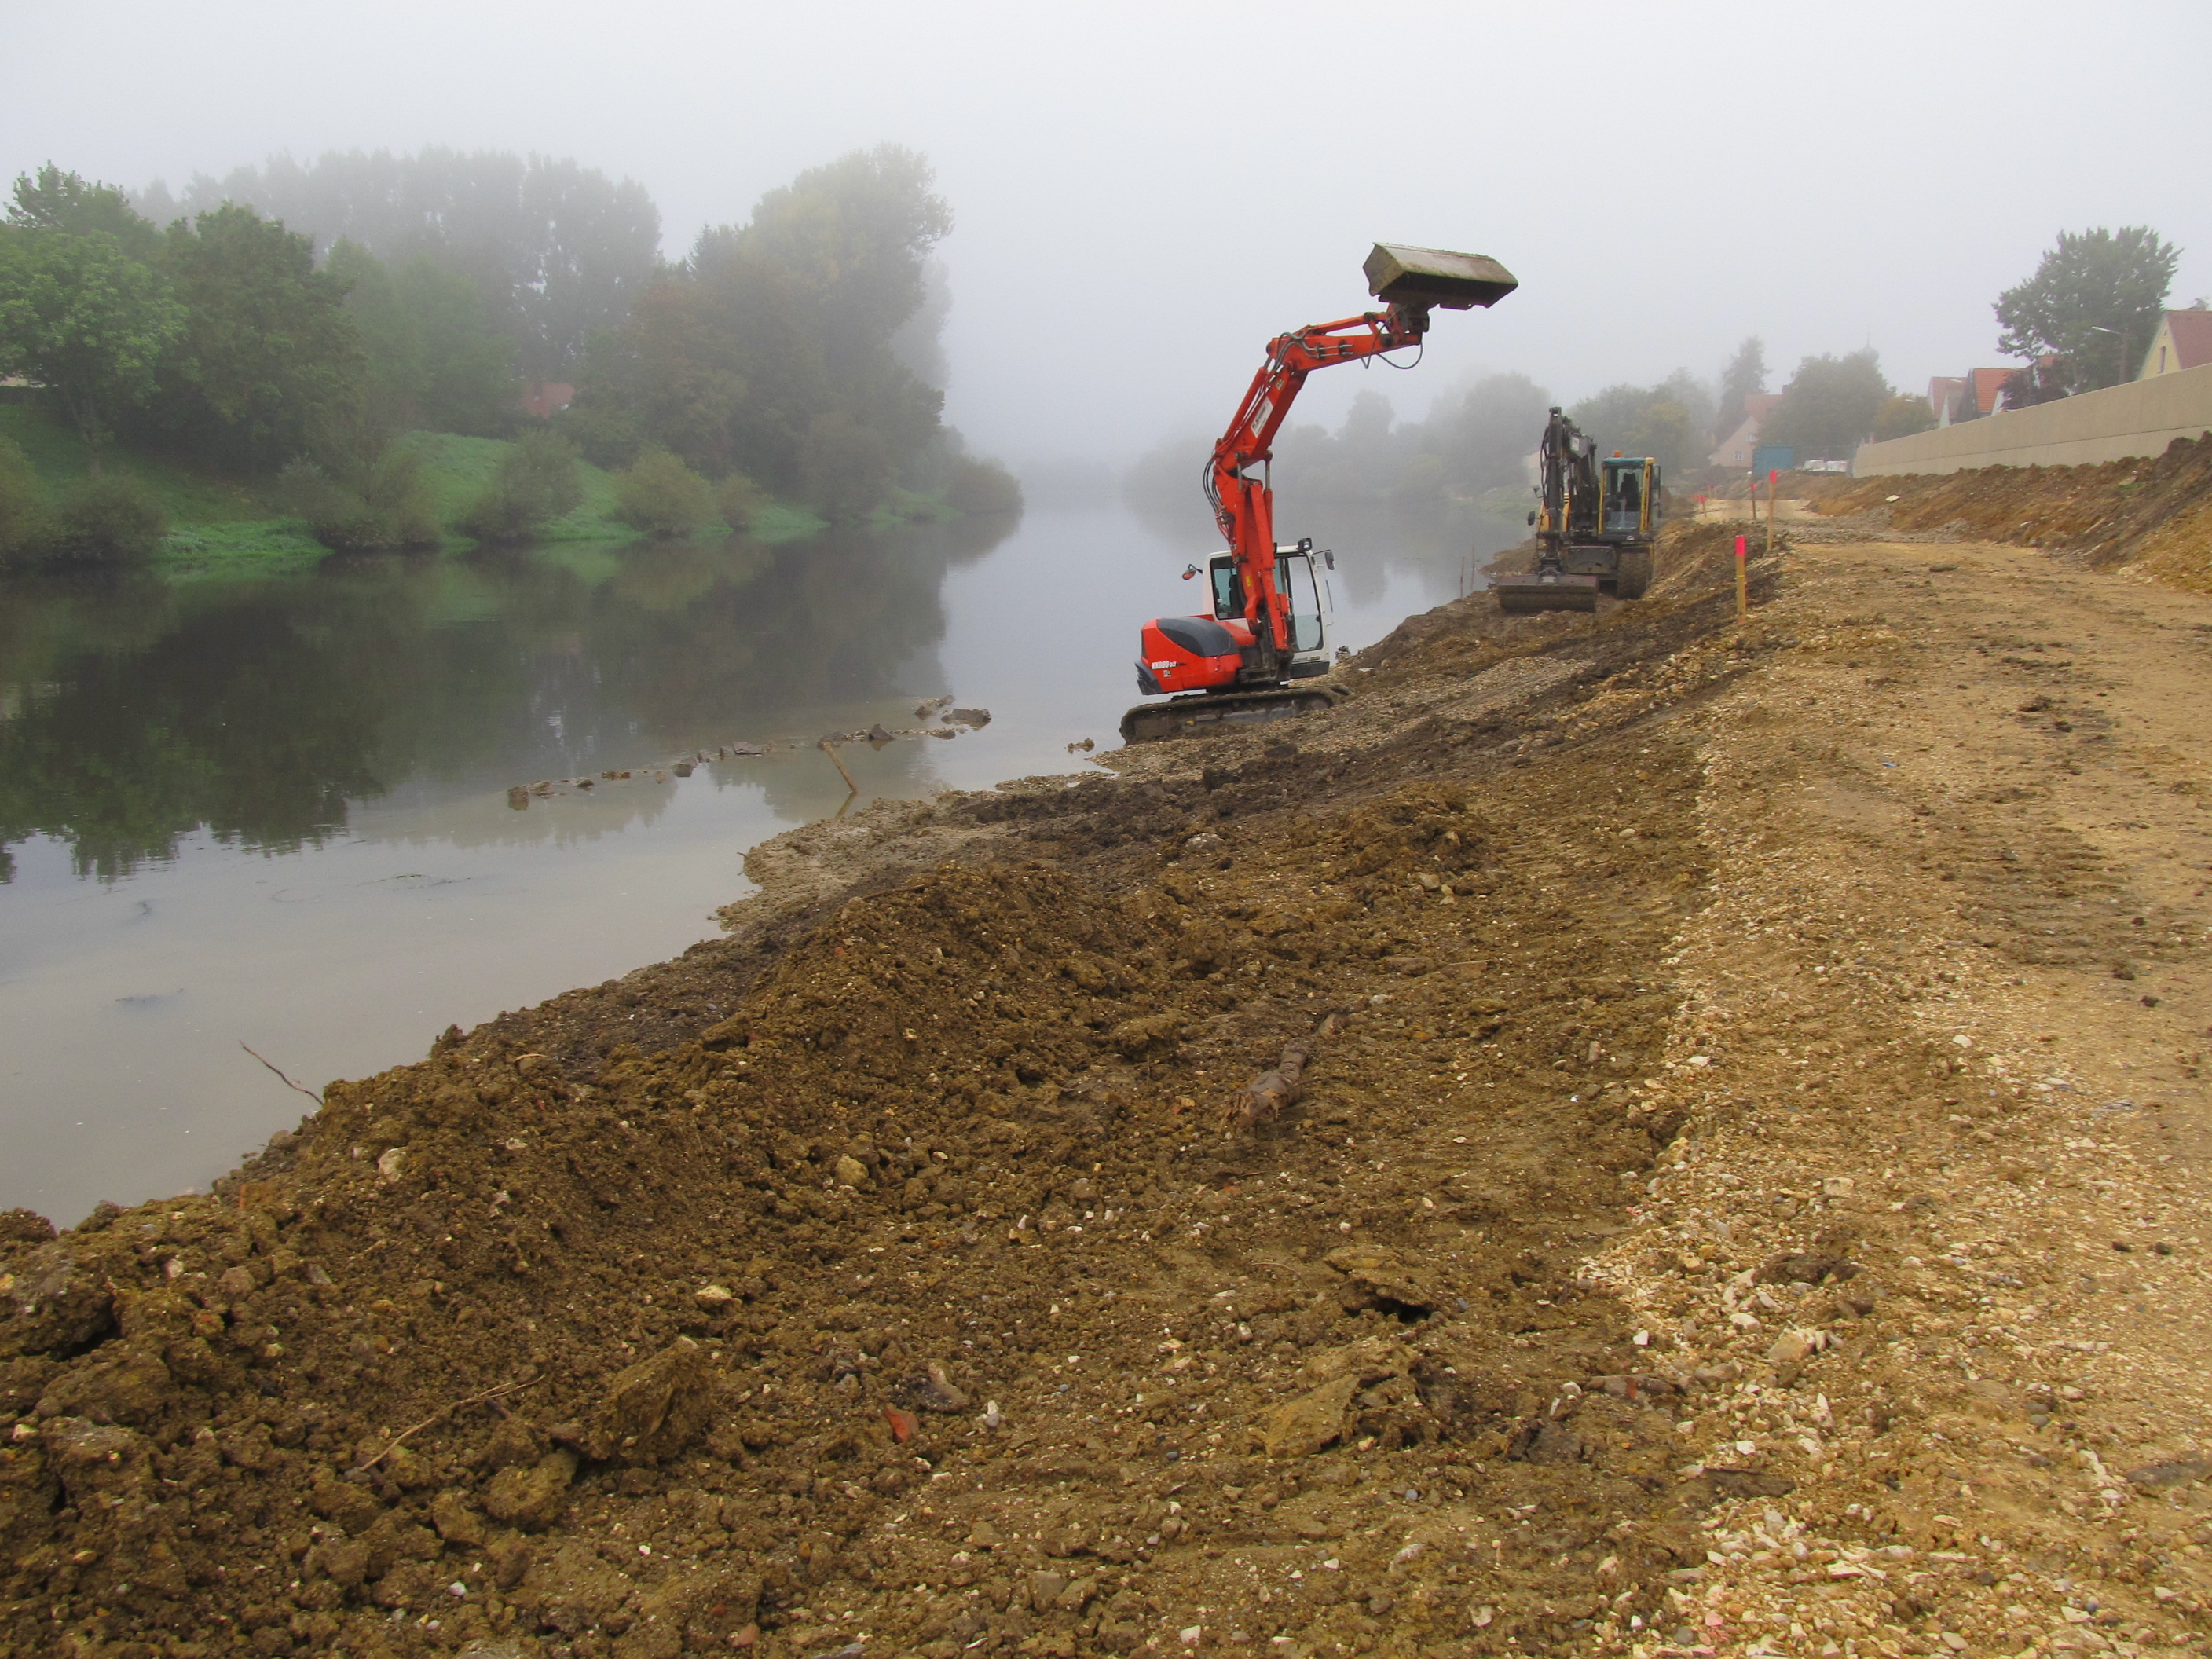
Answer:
716;469;771;532
461;430;584;542
1995;226;2180;393
943;455;1022;516
11;164;164;259
612;449;715;537
1568;373;1711;465
1426;371;1554;493
1716;335;1767;438
0;434;55;558
1623;398;1697;477
327;239;515;435
1760;350;1894;461
167;148;663;379
577;145;952;520
52;474;167;558
154;203;362;467
1872;394;1937;441
0;171;184;465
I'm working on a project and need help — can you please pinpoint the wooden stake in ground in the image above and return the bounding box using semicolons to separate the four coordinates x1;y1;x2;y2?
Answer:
1735;533;1749;621
1767;466;1778;558
819;738;859;799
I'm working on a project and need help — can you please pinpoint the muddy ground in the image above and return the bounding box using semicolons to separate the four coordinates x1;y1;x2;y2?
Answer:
5;501;2212;1659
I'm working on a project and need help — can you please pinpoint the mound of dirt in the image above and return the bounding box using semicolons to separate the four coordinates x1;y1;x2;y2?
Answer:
1810;432;2212;590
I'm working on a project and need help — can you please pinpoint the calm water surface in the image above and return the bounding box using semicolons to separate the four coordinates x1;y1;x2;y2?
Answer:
0;500;1521;1225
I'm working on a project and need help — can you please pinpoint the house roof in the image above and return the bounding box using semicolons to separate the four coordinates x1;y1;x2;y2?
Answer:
518;381;575;419
1968;368;2010;415
1927;375;1965;410
2155;310;2212;373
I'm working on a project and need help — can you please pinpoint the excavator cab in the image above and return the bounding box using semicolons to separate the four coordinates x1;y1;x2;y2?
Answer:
1602;456;1657;537
1209;548;1328;664
1208;558;1243;619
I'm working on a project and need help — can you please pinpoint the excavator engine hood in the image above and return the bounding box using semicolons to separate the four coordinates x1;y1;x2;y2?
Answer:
1364;244;1519;311
1136;613;1251;695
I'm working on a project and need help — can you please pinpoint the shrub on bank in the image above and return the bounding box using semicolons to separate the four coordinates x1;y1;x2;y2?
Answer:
716;470;771;533
0;437;56;561
944;455;1024;517
279;444;440;552
611;449;715;538
460;431;584;543
52;474;167;559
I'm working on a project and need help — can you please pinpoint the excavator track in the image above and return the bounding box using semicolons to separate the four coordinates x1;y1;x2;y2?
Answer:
1120;682;1352;745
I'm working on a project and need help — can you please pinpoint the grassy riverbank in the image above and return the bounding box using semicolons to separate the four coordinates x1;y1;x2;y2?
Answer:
0;403;877;572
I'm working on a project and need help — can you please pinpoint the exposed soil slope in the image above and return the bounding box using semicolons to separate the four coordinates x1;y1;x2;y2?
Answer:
1801;436;2212;591
5;518;2212;1659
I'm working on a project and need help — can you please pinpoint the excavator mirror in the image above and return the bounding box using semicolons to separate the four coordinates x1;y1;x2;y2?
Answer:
1364;244;1519;311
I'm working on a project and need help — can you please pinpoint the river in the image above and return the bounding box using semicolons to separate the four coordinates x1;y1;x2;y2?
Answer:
0;497;1524;1225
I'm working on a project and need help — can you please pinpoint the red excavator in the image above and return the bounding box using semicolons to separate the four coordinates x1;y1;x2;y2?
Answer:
1120;244;1518;743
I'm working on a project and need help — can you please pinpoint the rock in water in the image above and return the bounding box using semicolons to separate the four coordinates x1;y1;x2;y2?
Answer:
581;1339;713;1464
949;707;991;728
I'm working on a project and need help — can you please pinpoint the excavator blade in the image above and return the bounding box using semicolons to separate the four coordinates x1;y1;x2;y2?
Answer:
1120;683;1351;745
1492;576;1600;615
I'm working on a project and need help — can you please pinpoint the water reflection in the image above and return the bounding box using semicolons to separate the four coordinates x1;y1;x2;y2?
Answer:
0;515;1016;883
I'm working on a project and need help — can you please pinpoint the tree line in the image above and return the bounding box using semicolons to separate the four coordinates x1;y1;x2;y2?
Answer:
0;146;1016;560
1123;341;1930;518
148;148;661;383
1132;221;2190;507
556;145;1013;527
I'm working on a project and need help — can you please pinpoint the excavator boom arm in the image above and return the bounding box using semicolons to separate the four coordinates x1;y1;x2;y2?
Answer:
1207;304;1431;655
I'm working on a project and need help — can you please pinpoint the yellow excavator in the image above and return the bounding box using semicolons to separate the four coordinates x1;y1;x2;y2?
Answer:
1493;407;1658;614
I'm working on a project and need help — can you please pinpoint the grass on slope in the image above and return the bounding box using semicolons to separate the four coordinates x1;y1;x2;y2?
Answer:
0;404;287;527
2;401;846;567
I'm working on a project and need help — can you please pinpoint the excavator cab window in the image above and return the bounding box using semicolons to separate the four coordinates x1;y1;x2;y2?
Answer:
1602;459;1647;536
1209;556;1243;620
1276;551;1324;653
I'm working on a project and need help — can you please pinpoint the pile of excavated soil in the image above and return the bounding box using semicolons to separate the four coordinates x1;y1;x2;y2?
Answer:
1807;436;2212;590
8;514;2212;1659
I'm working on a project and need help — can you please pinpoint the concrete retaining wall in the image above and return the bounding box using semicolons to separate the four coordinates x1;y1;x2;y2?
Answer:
1854;361;2212;476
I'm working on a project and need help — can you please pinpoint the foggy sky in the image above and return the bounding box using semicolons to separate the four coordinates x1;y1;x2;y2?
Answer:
7;1;2208;467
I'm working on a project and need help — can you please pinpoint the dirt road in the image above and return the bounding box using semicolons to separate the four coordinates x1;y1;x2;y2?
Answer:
4;517;2210;1659
1578;531;2212;1659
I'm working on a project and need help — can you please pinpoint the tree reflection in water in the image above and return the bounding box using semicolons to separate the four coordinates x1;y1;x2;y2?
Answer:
0;512;1017;882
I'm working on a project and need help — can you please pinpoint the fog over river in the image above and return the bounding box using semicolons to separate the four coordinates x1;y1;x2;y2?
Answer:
0;501;1525;1225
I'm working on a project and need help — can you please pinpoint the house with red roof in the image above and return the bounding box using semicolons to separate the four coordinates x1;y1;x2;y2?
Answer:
518;381;575;419
2140;310;2212;379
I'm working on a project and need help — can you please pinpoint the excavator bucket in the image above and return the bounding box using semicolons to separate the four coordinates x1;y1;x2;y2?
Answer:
1493;574;1601;615
1364;244;1519;311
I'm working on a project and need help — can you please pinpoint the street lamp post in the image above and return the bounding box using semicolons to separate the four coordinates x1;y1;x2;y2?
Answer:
2087;323;2131;389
